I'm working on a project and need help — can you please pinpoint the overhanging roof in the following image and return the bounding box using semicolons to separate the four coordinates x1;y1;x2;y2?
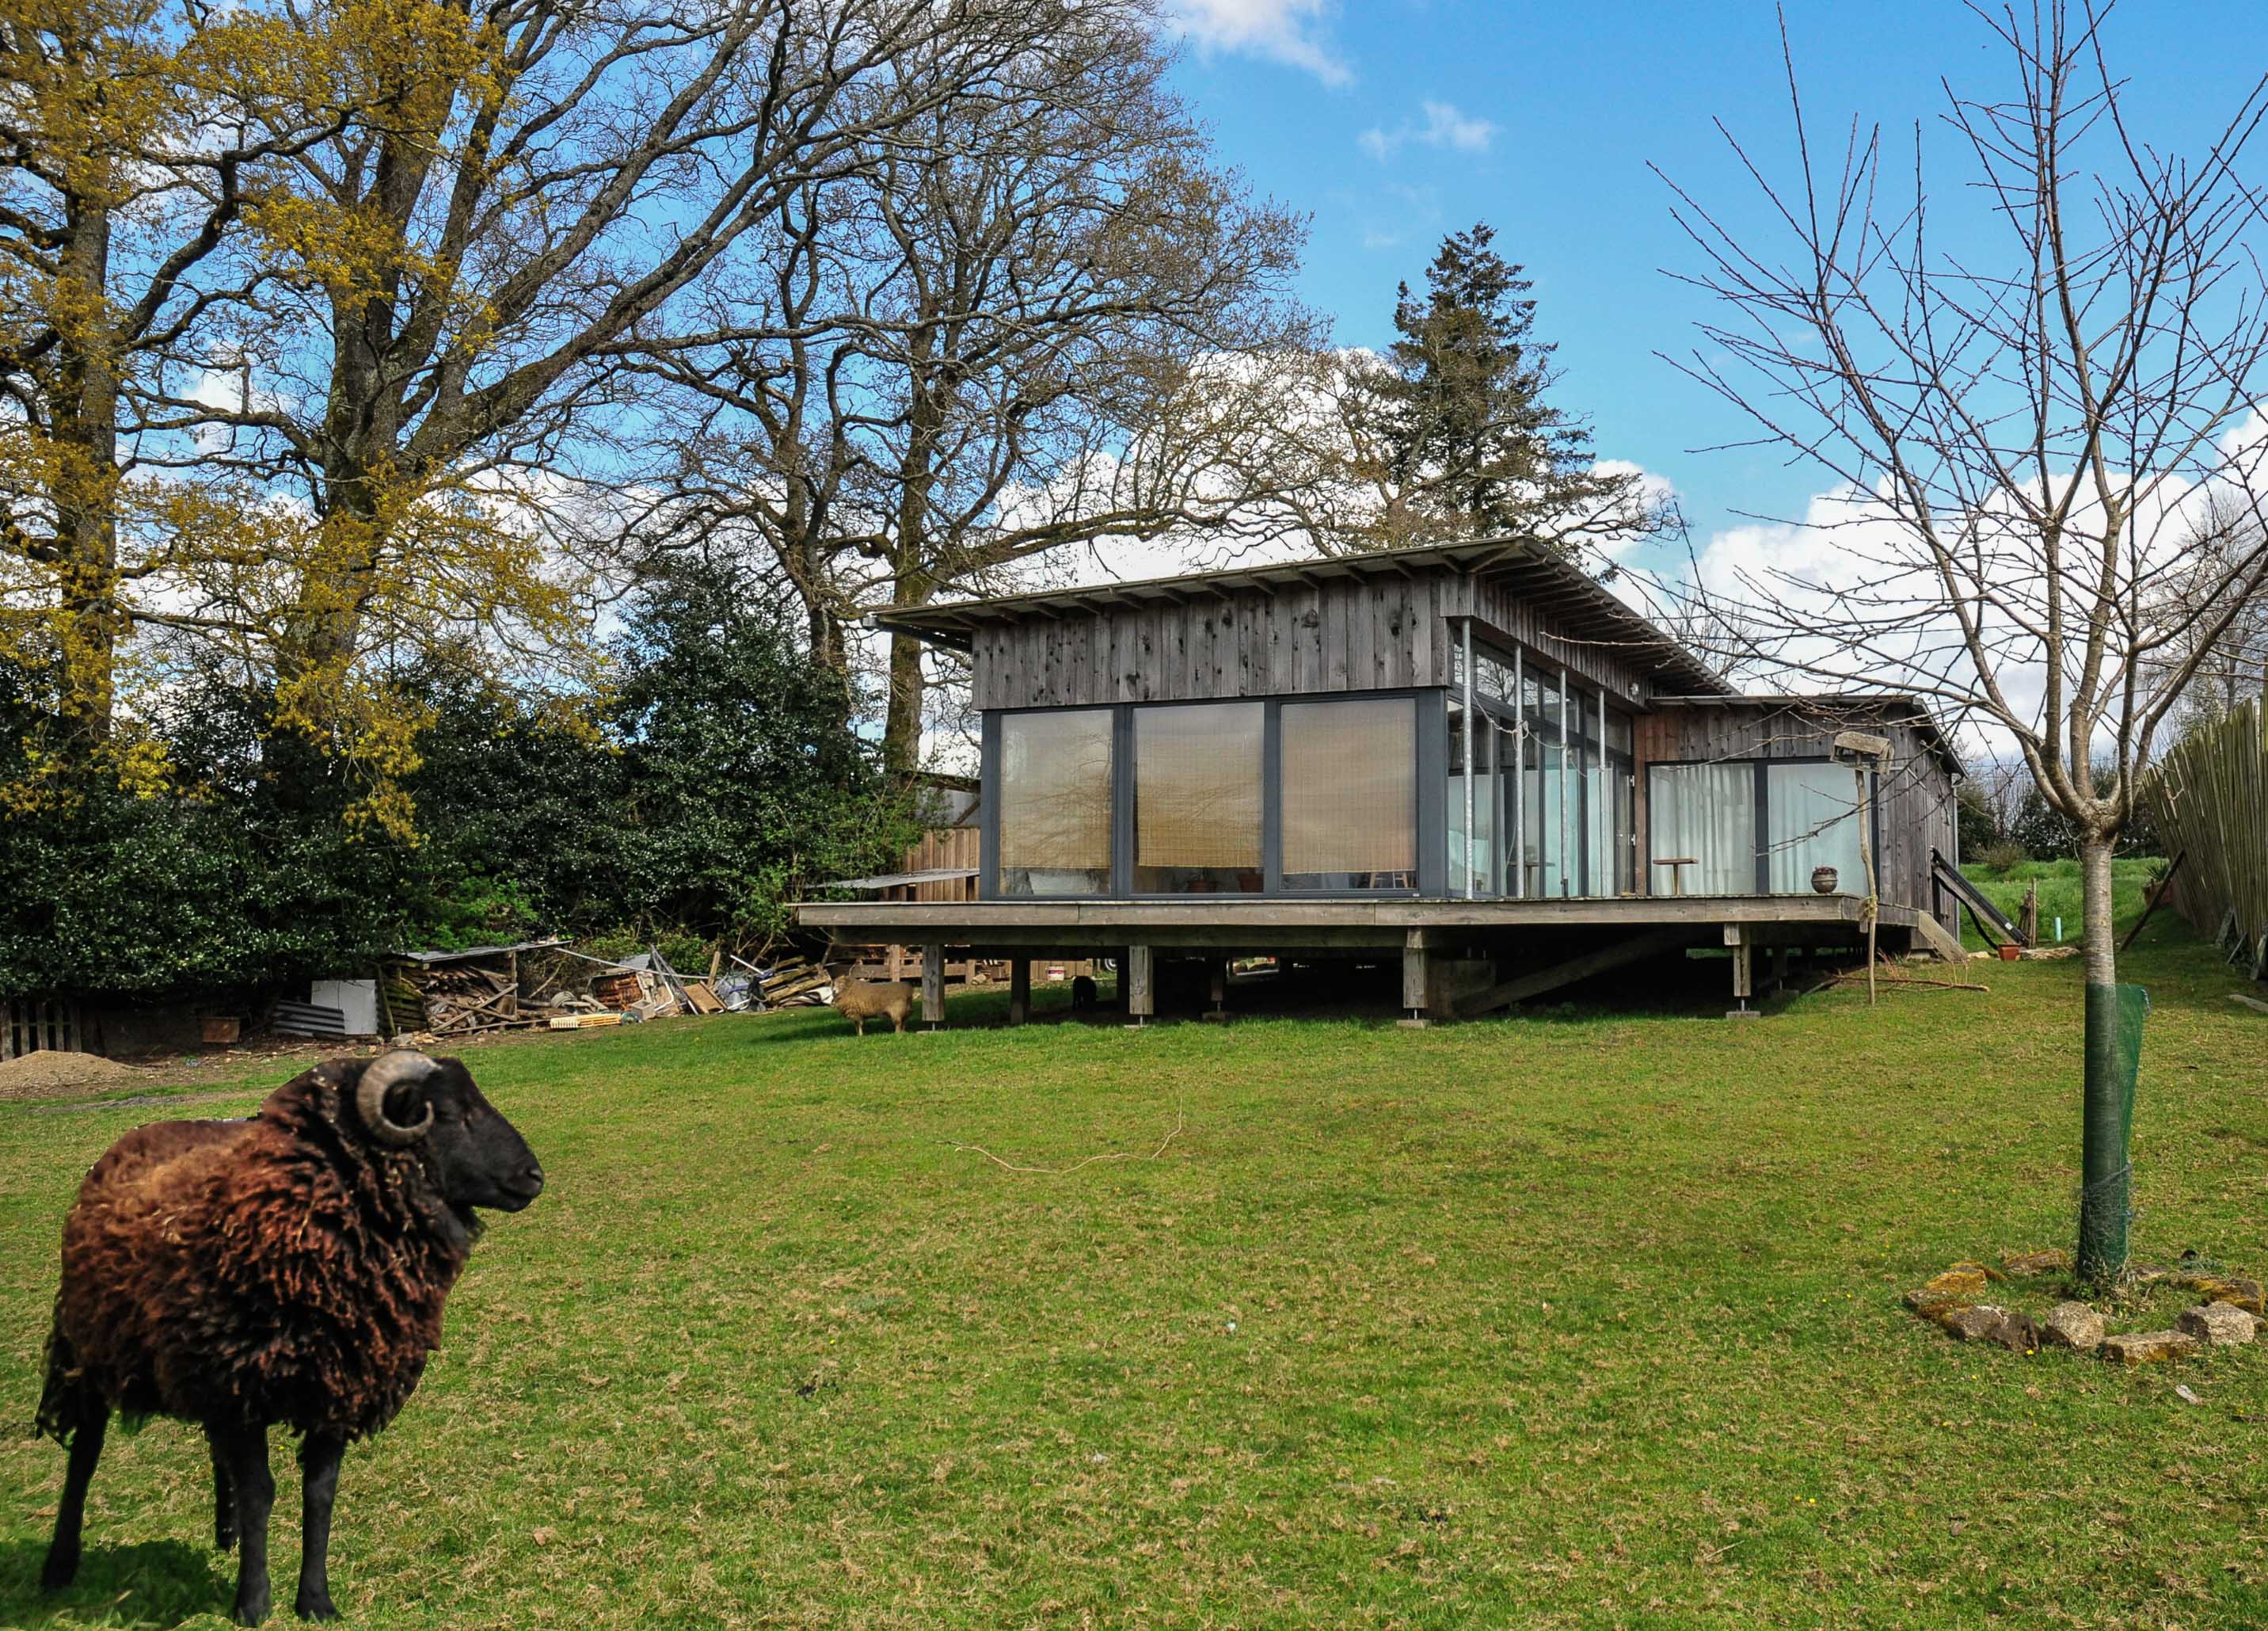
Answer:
864;537;1736;698
1649;692;1966;779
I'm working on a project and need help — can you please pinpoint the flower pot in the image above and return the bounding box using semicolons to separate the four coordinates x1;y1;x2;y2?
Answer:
1996;944;2022;962
199;1016;240;1045
1809;865;1840;894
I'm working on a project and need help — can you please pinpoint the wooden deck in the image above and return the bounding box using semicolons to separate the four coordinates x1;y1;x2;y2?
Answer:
798;892;1941;951
796;893;1960;1023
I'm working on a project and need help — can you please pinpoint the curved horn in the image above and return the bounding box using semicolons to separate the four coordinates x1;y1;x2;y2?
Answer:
356;1049;438;1146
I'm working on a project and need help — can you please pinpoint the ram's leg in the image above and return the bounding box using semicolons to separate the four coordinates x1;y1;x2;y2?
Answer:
207;1426;238;1550
40;1399;107;1591
294;1434;344;1621
215;1423;275;1625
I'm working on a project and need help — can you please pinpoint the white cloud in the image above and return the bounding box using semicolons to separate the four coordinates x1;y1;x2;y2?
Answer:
1360;99;1498;162
1168;0;1349;86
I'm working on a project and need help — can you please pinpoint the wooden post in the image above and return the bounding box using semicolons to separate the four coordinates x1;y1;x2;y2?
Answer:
1855;766;1879;1007
1401;929;1430;1026
1126;945;1154;1024
1726;924;1757;1019
1204;958;1228;1021
1008;959;1031;1027
922;943;945;1029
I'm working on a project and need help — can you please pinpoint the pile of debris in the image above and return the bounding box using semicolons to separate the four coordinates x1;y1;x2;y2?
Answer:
377;939;749;1038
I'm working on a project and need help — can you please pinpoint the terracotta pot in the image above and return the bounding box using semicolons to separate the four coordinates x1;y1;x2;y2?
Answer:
199;1016;240;1045
1997;944;2022;962
1810;865;1840;894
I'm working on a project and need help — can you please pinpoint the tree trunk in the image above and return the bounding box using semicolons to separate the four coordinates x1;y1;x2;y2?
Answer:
2074;837;2130;1282
882;622;927;777
51;196;121;757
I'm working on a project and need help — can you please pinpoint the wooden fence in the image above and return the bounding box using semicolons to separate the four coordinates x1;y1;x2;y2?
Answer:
2143;699;2268;958
2;999;83;1061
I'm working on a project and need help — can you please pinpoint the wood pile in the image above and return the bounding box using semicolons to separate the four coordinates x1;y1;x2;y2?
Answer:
755;955;831;1008
407;964;523;1035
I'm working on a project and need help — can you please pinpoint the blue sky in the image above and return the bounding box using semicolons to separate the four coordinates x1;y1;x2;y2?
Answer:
1164;0;2268;572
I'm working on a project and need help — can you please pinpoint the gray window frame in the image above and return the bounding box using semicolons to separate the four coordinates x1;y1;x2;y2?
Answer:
1642;754;1882;897
980;690;1445;901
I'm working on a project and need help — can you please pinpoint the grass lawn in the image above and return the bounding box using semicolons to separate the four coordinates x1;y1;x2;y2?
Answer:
1958;856;2165;951
5;906;2267;1627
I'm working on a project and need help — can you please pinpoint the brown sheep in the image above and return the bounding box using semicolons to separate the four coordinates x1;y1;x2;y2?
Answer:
831;971;918;1034
36;1050;542;1625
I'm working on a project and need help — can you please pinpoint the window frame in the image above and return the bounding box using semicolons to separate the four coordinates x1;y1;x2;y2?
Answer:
980;690;1444;901
1642;754;1881;897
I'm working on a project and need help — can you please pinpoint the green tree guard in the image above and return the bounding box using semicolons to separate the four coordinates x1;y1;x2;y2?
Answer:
2076;982;2149;1282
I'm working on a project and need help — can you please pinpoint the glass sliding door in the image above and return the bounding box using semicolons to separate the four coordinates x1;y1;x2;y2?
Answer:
1447;699;1499;896
1766;762;1871;894
1523;667;1560;897
1133;703;1264;893
1646;763;1758;895
1608;707;1635;894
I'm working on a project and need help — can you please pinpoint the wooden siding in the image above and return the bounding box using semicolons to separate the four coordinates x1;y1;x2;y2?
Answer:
1456;574;1653;707
1633;703;1959;932
969;569;1654;712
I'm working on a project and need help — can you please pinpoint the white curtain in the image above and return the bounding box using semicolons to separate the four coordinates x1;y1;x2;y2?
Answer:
1767;764;1870;894
1648;764;1756;894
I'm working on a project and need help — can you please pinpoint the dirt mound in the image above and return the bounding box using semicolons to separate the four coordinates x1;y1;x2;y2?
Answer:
0;1050;147;1100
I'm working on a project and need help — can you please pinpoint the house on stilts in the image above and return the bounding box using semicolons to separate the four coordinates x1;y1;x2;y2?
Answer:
797;537;1969;1024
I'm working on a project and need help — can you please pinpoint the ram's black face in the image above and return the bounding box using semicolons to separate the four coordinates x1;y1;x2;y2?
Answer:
367;1056;545;1213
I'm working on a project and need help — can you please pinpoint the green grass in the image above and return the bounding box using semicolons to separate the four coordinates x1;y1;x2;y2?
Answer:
6;902;2267;1628
1958;855;2164;949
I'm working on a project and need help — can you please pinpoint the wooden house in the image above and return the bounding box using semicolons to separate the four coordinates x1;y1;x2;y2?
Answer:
798;538;1968;1023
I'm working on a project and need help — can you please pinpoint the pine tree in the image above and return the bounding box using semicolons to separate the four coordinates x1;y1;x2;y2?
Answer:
1362;223;1650;548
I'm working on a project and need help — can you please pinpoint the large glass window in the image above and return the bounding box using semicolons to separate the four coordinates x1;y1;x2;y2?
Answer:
1647;763;1757;896
998;709;1114;896
1522;668;1559;896
1281;696;1417;890
1134;703;1264;893
1767;763;1870;894
1447;701;1499;895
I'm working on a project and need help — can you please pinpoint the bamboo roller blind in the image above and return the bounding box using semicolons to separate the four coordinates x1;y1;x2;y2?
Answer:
999;709;1113;871
1135;703;1263;868
1281;697;1416;875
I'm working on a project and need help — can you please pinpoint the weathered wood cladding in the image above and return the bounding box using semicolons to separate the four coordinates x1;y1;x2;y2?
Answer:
1633;703;1959;931
967;570;1653;712
1458;575;1653;708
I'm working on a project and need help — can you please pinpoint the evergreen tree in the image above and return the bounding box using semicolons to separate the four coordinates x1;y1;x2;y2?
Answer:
1361;223;1653;548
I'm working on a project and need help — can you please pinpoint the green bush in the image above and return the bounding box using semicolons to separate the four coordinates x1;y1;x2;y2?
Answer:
1980;838;2029;874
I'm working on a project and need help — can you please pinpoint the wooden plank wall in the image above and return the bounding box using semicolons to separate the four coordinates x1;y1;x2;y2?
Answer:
969;570;1651;711
2;998;82;1060
1457;576;1653;707
901;826;981;903
1633;704;1958;929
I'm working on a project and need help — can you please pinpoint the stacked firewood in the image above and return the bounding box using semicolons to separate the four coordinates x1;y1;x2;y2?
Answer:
756;956;831;1008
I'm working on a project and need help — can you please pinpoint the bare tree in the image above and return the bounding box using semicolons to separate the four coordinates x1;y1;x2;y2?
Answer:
633;4;1315;770
2149;490;2268;725
1656;1;2268;1277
